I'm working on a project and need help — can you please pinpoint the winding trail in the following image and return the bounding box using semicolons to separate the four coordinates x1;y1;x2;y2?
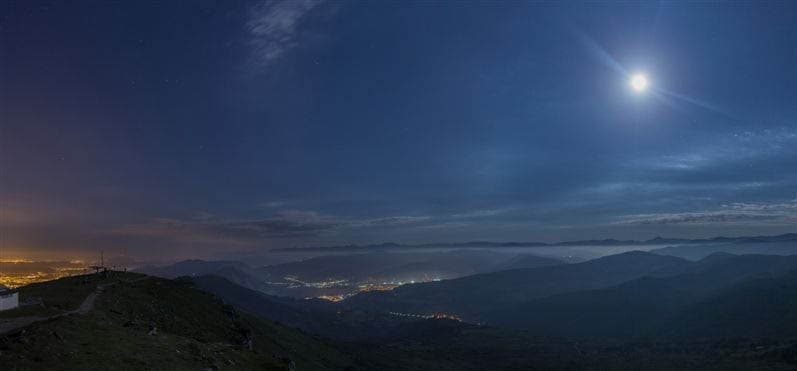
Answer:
75;281;114;314
0;275;150;335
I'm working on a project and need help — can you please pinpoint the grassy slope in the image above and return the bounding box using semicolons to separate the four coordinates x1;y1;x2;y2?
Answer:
4;271;797;371
0;273;109;319
350;320;797;371
0;273;354;371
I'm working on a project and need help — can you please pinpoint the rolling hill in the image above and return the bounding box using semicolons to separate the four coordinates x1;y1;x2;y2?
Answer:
652;240;797;260
457;253;797;338
4;264;797;370
135;260;270;293
0;272;354;370
343;251;691;320
141;250;561;299
256;250;528;284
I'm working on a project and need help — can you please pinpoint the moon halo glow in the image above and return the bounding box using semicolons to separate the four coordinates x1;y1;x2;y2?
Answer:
630;74;649;92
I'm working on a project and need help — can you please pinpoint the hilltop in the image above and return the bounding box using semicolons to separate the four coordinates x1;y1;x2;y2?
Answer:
4;259;797;370
0;272;354;371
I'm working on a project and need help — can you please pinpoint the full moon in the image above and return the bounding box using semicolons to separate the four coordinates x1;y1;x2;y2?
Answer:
630;74;649;92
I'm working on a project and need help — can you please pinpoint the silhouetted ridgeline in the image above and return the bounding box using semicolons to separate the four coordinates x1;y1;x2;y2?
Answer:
5;255;797;370
270;233;797;252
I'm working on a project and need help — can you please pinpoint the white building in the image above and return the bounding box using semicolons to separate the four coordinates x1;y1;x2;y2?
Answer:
0;284;19;311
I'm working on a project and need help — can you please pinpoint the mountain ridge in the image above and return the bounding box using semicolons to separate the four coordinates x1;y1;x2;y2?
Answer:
272;232;797;252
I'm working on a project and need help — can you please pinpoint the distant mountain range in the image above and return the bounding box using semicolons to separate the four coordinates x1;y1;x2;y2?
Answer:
190;275;406;341
137;250;563;299
8;251;797;370
134;259;272;293
488;253;797;338
650;239;797;260
193;252;797;342
256;250;560;284
271;232;797;252
186;250;797;343
344;251;691;321
136;232;797;301
345;251;797;339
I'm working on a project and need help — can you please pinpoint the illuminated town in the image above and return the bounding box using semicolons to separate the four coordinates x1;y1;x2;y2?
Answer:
307;277;442;302
313;283;403;302
0;260;88;288
389;311;462;321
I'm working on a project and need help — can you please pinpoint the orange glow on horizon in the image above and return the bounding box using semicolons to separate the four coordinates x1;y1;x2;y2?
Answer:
0;259;36;263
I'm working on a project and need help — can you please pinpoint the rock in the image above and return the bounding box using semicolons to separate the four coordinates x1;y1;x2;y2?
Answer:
240;328;253;350
275;356;296;371
20;297;44;307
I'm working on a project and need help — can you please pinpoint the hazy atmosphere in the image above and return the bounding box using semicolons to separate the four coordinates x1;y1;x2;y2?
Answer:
3;1;796;263
3;2;797;371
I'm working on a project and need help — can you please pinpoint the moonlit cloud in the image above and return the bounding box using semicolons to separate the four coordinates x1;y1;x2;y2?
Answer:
246;0;324;69
112;210;434;244
4;2;797;260
415;221;473;230
583;181;776;197
450;208;513;219
638;127;797;173
262;201;286;208
348;216;432;228
114;211;335;242
110;206;531;246
616;199;797;226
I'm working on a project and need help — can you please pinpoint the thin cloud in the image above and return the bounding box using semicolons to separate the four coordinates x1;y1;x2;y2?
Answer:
261;201;286;208
348;216;432;228
246;0;324;69
112;210;434;243
636;127;797;172
450;208;513;219
616;199;797;226
114;210;337;241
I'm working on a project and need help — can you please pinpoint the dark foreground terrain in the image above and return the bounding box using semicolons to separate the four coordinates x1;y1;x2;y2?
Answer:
2;262;797;370
0;273;352;370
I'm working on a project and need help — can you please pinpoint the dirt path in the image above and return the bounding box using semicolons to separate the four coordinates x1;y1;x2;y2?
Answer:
0;275;150;335
75;281;114;314
75;275;149;314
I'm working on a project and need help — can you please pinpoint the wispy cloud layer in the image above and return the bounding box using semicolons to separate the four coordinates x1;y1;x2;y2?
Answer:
114;210;334;242
567;127;797;214
110;206;524;246
616;199;797;226
639;127;797;172
111;209;434;245
450;208;513;219
246;0;324;69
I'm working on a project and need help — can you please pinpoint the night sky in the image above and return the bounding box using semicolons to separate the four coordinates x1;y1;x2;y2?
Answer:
2;1;796;261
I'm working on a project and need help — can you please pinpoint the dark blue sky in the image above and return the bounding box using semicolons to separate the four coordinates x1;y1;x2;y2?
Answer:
2;1;796;260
